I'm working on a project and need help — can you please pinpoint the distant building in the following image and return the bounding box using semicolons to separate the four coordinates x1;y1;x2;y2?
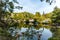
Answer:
42;18;51;25
29;19;34;22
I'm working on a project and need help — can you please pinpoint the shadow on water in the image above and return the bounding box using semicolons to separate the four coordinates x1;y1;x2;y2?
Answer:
8;26;52;40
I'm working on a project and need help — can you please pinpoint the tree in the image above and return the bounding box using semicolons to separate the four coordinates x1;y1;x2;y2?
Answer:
34;12;41;19
49;28;60;40
51;7;60;25
0;0;23;28
35;12;41;17
0;0;55;28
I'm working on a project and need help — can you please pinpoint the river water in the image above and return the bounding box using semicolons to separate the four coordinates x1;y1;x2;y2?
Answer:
8;27;52;40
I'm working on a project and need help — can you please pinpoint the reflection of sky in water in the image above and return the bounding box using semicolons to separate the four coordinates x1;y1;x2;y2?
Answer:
9;27;52;40
40;28;52;40
19;28;52;40
20;27;28;32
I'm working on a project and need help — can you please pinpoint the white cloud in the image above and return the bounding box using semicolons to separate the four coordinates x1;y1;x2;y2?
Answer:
14;0;60;14
55;0;60;8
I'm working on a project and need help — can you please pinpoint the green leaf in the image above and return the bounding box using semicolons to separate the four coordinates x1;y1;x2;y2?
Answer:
9;2;14;9
15;6;23;10
9;8;13;13
13;0;19;4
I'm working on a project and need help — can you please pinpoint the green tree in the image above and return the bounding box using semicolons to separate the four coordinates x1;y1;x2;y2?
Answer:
51;7;60;25
35;12;41;17
0;0;22;28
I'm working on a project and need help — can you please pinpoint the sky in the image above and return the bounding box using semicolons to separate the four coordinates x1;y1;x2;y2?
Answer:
14;0;60;14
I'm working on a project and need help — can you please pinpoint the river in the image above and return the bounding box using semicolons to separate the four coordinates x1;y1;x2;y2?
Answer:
8;26;52;40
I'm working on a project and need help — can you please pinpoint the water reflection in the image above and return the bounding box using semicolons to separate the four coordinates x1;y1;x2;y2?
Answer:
48;27;60;40
8;27;52;40
40;28;52;40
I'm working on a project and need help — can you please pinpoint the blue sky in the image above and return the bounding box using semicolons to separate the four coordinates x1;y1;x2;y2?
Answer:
14;0;60;14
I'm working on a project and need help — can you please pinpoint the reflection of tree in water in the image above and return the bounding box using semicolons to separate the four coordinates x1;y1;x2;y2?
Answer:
49;27;60;40
21;27;44;40
8;19;45;40
9;26;44;40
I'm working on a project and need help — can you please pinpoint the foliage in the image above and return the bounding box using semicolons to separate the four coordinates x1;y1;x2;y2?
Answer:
0;0;22;28
49;28;60;40
40;0;55;5
48;7;60;40
48;37;60;40
8;12;52;28
51;7;60;24
0;27;16;40
0;0;57;40
0;0;21;39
